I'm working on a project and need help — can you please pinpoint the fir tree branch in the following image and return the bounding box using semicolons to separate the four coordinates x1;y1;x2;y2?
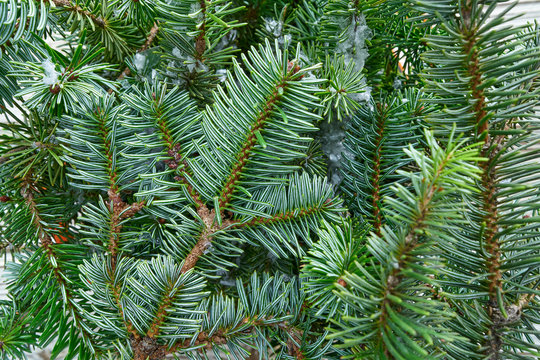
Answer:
146;282;185;338
46;0;106;28
479;147;507;360
130;277;191;359
152;98;204;208
94;108;144;268
461;6;504;356
217;68;298;211
111;281;140;339
420;2;540;355
480;154;501;301
378;150;449;359
21;178;53;248
167;316;304;357
19;176;100;354
178;60;311;274
107;188;144;270
230;202;332;229
181;188;335;273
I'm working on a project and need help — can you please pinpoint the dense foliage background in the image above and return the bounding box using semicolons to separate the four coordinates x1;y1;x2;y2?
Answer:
0;0;539;359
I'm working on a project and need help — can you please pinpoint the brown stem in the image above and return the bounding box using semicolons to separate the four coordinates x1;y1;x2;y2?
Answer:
194;0;207;60
462;7;505;358
180;206;234;273
181;196;331;274
107;188;144;270
462;8;488;143
481;155;501;300
481;152;503;360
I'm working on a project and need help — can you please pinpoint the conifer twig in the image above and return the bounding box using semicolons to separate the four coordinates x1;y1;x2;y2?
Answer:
217;72;297;210
180;65;303;274
166;317;305;357
462;7;504;356
47;0;106;28
153;103;204;208
19;176;101;352
378;150;449;358
194;0;207;59
231;205;326;229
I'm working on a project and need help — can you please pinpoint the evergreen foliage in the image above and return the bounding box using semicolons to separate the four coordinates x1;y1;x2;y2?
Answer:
0;1;538;359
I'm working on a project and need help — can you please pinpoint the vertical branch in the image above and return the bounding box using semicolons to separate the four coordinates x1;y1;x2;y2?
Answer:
96;109;144;270
217;79;292;210
462;5;502;302
480;153;503;359
377;156;447;359
461;5;502;358
462;7;488;143
194;0;207;60
94;112;143;339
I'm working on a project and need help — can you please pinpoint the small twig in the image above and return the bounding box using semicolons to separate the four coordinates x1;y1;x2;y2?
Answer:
19;176;100;350
48;0;106;28
108;23;160;94
166;317;305;357
0;146;28;165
